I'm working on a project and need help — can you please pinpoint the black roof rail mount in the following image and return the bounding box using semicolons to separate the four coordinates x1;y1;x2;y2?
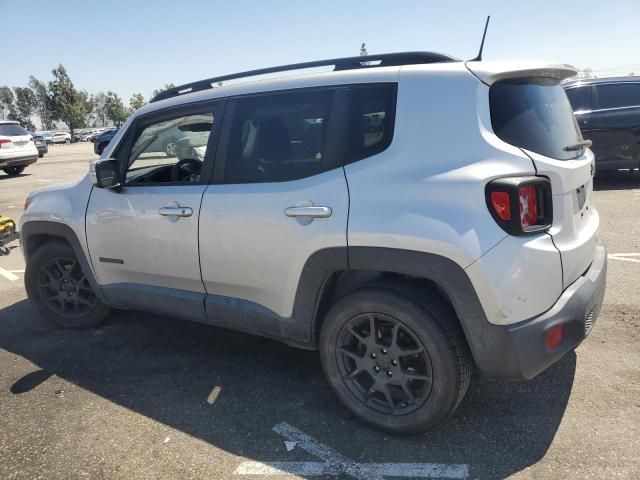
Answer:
150;51;459;103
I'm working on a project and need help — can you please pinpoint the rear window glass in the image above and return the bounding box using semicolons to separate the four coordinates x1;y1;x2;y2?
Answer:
346;85;396;163
565;86;592;111
0;123;28;136
595;83;640;109
490;79;584;160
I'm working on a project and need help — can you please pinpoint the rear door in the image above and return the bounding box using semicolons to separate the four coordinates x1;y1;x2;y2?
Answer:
198;88;349;328
488;77;598;289
590;82;640;170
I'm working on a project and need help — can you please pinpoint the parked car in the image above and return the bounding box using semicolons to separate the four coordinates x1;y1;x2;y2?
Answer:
29;132;49;157
20;52;606;434
0;121;39;175
48;132;71;144
564;76;640;173
93;129;118;155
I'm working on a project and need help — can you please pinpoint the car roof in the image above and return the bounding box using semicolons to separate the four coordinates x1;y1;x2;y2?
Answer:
564;76;640;88
0;121;20;125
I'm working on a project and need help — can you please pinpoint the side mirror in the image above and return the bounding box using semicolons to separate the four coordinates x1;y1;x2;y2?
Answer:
93;159;122;189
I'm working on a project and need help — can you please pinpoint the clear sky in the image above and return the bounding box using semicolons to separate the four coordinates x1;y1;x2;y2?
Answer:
2;0;639;102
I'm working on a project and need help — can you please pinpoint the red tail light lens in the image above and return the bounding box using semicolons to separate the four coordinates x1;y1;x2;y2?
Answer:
518;185;538;228
490;191;511;221
0;139;11;147
486;177;552;236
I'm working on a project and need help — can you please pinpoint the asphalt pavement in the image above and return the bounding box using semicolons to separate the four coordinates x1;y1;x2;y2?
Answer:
0;143;638;479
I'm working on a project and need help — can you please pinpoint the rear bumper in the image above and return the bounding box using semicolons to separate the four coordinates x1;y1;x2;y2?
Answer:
474;239;607;380
0;154;38;168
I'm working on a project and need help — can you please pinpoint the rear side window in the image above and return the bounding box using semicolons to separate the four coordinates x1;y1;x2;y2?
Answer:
0;123;28;136
595;83;640;110
223;90;333;183
490;79;584;160
565;86;592;112
346;85;396;163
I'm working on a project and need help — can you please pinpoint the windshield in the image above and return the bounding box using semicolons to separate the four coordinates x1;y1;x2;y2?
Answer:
490;79;585;160
0;123;28;136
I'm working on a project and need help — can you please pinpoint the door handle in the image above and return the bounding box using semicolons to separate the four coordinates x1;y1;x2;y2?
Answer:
285;206;332;218
158;206;193;217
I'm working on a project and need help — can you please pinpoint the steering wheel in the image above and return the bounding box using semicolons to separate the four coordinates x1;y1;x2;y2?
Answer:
171;158;202;182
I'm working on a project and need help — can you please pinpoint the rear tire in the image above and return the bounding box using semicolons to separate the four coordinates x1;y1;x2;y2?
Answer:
25;241;110;329
319;286;472;434
3;166;25;175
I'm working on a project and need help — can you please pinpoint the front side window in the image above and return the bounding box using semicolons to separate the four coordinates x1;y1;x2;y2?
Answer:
125;112;214;184
490;79;585;160
595;83;640;110
565;86;592;112
346;85;396;163
223;91;333;183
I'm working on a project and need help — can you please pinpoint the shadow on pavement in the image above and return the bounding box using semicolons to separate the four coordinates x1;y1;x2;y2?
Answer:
0;299;575;479
594;170;639;191
0;173;31;181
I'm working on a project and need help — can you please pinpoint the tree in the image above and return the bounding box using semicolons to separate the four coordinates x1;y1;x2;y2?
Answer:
14;87;38;130
92;92;109;127
129;93;146;112
0;86;17;121
151;83;175;99
105;91;128;127
48;65;88;137
28;76;55;130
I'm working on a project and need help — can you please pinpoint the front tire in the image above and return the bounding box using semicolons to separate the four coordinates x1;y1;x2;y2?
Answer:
25;241;110;328
3;166;25;175
320;286;472;434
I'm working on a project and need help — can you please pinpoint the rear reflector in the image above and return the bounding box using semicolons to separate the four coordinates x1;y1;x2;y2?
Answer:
546;325;564;349
490;191;511;221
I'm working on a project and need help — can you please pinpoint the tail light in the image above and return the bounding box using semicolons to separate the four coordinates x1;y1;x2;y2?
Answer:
0;139;11;148
485;176;553;235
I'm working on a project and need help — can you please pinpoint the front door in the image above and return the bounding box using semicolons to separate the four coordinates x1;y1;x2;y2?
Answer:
85;101;223;319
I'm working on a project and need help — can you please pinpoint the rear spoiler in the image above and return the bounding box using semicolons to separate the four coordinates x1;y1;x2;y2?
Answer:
465;61;577;86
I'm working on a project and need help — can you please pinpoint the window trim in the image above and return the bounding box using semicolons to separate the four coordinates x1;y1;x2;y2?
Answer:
114;99;227;188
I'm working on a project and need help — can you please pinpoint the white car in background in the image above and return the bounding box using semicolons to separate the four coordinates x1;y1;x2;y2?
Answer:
48;132;71;144
0;121;39;176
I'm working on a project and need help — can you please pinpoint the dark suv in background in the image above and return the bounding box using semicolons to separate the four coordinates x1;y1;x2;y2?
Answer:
564;77;640;173
93;129;118;155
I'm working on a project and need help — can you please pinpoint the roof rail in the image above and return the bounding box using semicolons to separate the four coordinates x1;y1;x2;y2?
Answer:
150;51;459;103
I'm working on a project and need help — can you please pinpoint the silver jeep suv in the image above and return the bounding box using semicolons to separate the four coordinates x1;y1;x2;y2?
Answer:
20;52;607;434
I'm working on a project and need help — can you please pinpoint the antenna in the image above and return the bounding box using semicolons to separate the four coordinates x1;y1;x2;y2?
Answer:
471;16;490;62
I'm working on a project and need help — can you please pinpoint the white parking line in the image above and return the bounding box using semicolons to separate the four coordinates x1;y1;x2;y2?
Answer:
234;422;469;479
0;267;19;281
608;253;640;263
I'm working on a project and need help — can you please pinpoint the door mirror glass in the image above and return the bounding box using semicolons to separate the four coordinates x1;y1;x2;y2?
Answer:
94;159;122;189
